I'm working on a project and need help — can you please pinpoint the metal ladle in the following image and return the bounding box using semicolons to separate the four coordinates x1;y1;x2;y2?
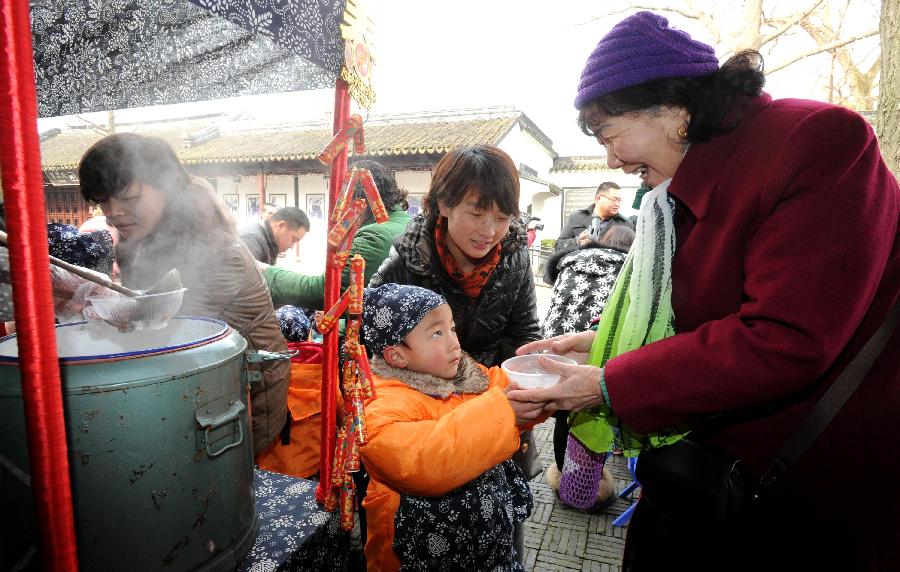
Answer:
0;230;181;297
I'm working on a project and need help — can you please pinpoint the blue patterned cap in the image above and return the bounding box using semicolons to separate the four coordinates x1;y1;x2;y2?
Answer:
363;284;446;356
275;305;311;342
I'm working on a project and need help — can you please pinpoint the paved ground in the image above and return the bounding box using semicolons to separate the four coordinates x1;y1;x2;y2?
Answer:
524;418;631;572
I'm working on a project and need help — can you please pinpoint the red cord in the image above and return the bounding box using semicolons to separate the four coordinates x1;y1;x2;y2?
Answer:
316;77;350;503
0;0;79;569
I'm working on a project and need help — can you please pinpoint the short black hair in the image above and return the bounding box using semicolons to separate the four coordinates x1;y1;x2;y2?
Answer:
596;181;621;196
600;225;635;251
423;145;519;224
271;207;310;231
78;133;190;203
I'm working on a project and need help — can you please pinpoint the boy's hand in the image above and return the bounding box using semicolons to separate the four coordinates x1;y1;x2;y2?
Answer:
503;382;549;424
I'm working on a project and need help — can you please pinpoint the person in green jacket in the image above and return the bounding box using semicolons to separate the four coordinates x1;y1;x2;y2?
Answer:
263;160;411;310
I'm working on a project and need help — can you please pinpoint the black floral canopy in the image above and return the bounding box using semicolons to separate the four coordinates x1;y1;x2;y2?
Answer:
30;0;346;117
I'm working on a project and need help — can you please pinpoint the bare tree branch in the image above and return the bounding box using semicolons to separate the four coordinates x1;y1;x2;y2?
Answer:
741;0;763;49
758;0;827;48
587;3;728;47
681;0;721;48
766;29;879;74
864;57;881;77
581;1;880;110
619;4;701;21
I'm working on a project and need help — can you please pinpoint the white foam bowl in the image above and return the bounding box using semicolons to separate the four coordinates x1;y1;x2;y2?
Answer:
88;288;187;331
501;354;577;389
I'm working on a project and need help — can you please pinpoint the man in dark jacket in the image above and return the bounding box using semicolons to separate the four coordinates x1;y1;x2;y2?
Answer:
239;206;310;265
555;181;632;252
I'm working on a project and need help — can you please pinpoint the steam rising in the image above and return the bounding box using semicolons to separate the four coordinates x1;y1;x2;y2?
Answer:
117;177;237;316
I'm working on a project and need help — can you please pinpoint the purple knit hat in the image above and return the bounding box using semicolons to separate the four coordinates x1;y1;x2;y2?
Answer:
575;11;719;109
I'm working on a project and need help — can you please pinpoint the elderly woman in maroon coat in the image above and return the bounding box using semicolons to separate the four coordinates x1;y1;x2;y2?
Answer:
507;11;900;572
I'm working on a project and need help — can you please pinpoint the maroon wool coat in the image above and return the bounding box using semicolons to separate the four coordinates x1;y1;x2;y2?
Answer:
605;94;900;535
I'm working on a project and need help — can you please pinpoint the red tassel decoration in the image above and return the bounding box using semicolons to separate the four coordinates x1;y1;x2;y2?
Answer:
349;256;365;315
330;169;360;227
356;348;376;400
331;427;348;487
327;198;366;247
339;473;355;531
353;122;366;155
350;388;368;445
357;169;389;223
318;129;351;166
329;214;362;270
344;424;361;473
317;289;351;334
344;318;361;359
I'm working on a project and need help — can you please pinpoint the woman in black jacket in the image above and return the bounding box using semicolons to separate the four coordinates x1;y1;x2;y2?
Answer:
369;145;541;564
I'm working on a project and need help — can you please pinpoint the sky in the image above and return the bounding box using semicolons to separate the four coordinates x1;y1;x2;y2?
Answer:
357;0;880;155
38;1;882;158
371;1;604;155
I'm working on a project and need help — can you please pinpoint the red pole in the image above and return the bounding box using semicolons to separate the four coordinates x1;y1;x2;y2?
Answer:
0;0;79;570
316;77;350;502
257;170;266;214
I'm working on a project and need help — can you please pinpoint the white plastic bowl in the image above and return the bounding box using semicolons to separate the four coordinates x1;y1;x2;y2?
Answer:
88;288;187;331
501;353;577;389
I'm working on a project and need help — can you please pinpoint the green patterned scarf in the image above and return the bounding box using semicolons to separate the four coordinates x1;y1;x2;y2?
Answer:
569;179;690;457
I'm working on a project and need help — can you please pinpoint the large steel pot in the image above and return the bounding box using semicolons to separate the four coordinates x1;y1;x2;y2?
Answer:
0;317;258;571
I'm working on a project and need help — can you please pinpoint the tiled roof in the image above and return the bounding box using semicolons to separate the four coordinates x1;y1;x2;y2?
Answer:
177;128;331;165
41;131;107;172
180;115;520;164
550;155;616;173
362;117;521;158
40;114;524;171
40;127;204;172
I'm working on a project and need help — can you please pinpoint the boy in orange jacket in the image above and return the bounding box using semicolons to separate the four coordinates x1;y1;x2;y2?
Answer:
360;283;535;571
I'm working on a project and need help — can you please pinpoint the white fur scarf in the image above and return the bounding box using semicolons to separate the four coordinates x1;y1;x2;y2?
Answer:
369;353;489;398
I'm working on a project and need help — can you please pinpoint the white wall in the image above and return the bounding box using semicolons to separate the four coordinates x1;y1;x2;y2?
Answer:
295;173;329;273
530;191;561;244
497;123;556;213
212;173;294;224
396;169;431;217
212;173;331;273
551;169;641;196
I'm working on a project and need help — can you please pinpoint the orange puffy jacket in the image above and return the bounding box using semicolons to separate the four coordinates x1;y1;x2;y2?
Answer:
359;357;523;571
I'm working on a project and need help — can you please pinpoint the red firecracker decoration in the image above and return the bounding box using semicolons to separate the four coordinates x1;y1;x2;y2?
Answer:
318;114;364;165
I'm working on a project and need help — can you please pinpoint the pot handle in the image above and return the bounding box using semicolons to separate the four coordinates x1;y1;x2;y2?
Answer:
245;349;298;384
245;349;298;363
196;401;245;458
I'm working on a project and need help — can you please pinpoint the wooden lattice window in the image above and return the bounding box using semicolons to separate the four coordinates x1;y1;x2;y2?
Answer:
44;186;87;227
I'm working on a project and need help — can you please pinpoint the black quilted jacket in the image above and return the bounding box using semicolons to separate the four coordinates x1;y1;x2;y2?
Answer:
369;215;540;367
